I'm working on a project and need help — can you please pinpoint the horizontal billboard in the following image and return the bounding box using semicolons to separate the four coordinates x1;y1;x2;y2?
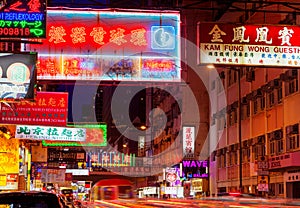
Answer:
25;9;181;81
0;52;37;101
15;125;86;141
0;91;68;126
42;123;107;147
198;23;300;67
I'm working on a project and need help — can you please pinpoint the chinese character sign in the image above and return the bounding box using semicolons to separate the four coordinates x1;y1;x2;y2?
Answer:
0;0;46;38
198;23;300;67
0;137;19;175
0;91;68;126
42;124;107;147
15;125;86;141
183;126;195;158
26;9;181;82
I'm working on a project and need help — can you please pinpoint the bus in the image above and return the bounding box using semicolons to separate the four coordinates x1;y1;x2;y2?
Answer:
90;179;133;200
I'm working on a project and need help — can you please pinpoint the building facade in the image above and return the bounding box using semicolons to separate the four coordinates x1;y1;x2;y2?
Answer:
210;66;300;198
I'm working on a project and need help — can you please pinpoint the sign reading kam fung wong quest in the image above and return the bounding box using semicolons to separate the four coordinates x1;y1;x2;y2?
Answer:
0;0;46;38
15;125;86;141
198;23;300;67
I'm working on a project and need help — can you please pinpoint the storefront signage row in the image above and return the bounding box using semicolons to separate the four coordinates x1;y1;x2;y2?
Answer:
198;23;300;67
15;125;86;141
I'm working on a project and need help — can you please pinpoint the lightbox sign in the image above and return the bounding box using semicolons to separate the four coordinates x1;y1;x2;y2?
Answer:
181;160;208;178
15;125;86;141
26;9;181;81
0;91;68;126
42;123;107;147
198;23;300;67
183;126;195;159
88;151;135;167
0;0;46;38
0;52;37;101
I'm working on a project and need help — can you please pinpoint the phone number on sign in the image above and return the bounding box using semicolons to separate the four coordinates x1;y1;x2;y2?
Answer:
0;27;30;36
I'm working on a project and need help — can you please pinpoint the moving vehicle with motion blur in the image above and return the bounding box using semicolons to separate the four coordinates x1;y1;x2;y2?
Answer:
59;187;74;207
90;178;134;201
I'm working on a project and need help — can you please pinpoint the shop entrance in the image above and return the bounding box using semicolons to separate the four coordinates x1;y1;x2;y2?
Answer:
287;181;300;198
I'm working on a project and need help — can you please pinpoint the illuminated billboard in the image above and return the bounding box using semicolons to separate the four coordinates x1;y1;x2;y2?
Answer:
0;0;46;38
0;52;37;101
26;9;181;81
15;125;86;141
198;23;300;67
0;91;68;126
42;123;107;147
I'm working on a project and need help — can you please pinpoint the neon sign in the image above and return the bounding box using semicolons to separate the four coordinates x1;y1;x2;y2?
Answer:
0;0;46;38
42;124;107;147
26;9;181;82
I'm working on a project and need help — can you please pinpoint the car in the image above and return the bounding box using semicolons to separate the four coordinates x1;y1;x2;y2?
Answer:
59;187;74;203
0;191;64;207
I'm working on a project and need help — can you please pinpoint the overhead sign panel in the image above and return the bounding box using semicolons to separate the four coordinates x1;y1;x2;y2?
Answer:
15;125;86;141
0;91;68;126
0;52;37;101
26;9;181;81
198;23;300;67
42;123;107;147
0;0;46;38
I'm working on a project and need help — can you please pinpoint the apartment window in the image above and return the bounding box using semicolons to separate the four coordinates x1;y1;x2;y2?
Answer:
278;183;284;195
253;96;265;115
228;69;237;87
241;99;250;120
217;109;226;130
229;108;237;126
286;124;299;151
268;91;275;107
287;134;300;151
288;79;298;95
277;87;283;103
268;130;284;155
242;147;250;162
270;140;275;155
285;75;298;96
253;144;266;160
218;115;226;130
277;139;284;154
219;153;227;168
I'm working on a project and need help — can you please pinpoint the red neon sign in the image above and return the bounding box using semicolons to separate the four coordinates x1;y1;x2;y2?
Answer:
143;59;175;71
